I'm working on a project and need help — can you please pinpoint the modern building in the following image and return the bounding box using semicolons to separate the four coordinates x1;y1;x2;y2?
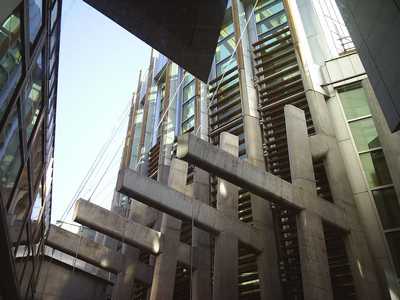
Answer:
76;0;399;299
0;0;61;298
3;0;400;300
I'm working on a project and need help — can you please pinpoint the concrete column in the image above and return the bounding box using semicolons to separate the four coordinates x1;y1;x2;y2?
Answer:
149;159;188;300
213;132;239;300
231;1;282;298
191;167;212;300
285;105;333;300
303;88;384;299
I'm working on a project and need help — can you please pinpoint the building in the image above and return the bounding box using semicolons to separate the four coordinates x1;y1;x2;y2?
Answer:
4;0;400;299
84;0;398;299
335;0;400;132
0;0;61;298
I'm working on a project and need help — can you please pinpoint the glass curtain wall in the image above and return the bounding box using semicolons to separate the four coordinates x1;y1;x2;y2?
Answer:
338;82;400;278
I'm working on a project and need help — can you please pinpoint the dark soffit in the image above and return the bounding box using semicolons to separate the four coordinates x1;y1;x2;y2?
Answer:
83;0;228;82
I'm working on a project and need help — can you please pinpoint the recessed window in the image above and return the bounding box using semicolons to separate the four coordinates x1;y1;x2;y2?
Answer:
349;118;380;152
359;149;392;188
386;231;400;277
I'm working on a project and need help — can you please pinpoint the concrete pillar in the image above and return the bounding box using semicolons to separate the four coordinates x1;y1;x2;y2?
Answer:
231;1;282;298
304;88;384;299
213;132;239;300
285;105;333;300
149;159;188;300
191;167;212;300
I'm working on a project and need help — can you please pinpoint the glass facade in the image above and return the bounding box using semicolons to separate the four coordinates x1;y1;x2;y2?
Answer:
0;0;61;298
339;82;400;278
181;72;195;134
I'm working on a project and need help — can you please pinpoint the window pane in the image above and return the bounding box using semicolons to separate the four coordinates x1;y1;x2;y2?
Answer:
51;0;58;29
218;22;234;42
373;188;400;230
359;150;392;188
29;0;43;45
31;183;42;222
257;11;287;35
9;165;29;226
182;98;195;121
182;116;194;133
0;11;23;120
215;35;235;64
0;107;22;207
349;118;380;151
31;123;44;189
23;54;44;141
386;231;400;277
183;82;195;101
339;85;371;120
216;59;237;77
256;1;284;23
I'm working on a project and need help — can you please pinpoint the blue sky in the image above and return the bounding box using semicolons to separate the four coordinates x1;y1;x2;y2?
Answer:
52;0;150;227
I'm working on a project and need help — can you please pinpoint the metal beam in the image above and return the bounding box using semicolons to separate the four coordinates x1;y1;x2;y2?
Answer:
176;134;349;231
116;169;264;252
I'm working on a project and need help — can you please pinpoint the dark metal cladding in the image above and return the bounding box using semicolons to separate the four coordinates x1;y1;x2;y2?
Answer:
82;0;228;82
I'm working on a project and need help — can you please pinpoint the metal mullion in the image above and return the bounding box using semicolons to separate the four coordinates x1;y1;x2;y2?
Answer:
383;228;400;234
357;146;383;155
347;114;372;123
369;184;394;192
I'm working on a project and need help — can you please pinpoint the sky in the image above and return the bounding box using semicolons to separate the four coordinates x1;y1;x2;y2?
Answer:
52;0;150;228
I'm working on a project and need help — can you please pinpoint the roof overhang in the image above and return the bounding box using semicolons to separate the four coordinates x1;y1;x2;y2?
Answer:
83;0;228;82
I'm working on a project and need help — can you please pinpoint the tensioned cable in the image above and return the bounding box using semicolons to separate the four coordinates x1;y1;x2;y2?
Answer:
58;102;130;225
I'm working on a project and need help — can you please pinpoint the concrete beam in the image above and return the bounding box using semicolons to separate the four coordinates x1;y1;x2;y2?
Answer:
176;134;349;231
73;199;161;255
47;225;123;273
47;225;154;285
73;199;193;267
117;169;264;252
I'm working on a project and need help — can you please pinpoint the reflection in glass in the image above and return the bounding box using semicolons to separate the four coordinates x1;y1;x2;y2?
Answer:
0;11;23;121
215;35;235;64
339;84;371;120
182;98;195;121
255;1;284;23
359;150;392;188
373;188;400;230
182;116;194;133
23;54;43;141
31;183;42;222
349;118;380;151
0;106;22;207
29;0;43;44
257;11;287;36
31;123;44;189
183;81;195;101
386;231;400;277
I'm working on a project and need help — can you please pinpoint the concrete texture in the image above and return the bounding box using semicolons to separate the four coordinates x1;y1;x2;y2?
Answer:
285;105;333;300
149;159;188;300
213;133;239;300
117;168;264;251
176;134;348;231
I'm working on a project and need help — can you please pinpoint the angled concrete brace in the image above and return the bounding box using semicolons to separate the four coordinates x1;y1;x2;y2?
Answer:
72;199;193;267
176;134;349;232
116;169;264;252
46;225;153;285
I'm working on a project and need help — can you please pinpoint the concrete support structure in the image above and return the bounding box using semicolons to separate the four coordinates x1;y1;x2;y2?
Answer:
177;134;348;231
149;159;188;300
117;169;264;251
232;1;282;298
213;133;239;300
285;105;333;299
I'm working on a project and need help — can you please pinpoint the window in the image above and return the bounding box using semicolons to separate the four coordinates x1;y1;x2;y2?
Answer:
22;54;44;141
255;0;286;36
373;188;400;230
29;0;43;45
181;73;195;133
339;82;400;279
0;10;23;120
51;0;58;29
0;106;22;208
30;122;44;189
215;11;237;77
386;232;400;277
359;150;392;188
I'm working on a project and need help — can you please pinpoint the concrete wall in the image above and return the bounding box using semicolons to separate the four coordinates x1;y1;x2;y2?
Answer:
336;0;400;132
35;258;111;300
